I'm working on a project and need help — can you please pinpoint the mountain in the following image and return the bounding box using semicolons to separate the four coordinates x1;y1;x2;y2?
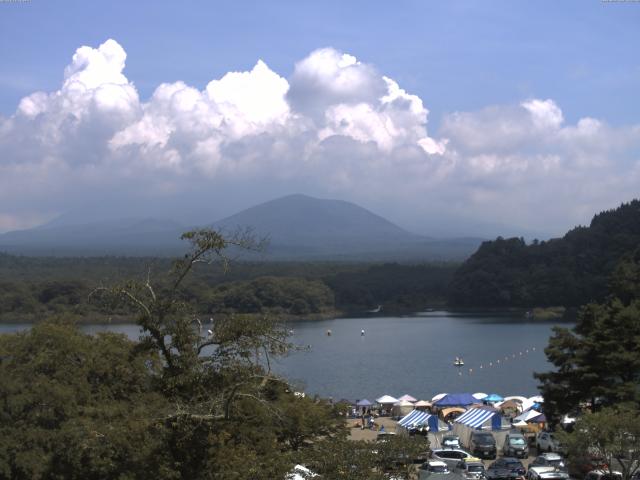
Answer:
0;195;483;260
448;199;640;307
213;194;482;260
0;218;186;256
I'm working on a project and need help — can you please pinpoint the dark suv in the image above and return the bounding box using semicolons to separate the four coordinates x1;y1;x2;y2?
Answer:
469;432;497;459
503;432;529;458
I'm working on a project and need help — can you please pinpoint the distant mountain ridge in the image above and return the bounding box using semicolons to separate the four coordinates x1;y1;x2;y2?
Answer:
0;194;483;260
448;199;640;307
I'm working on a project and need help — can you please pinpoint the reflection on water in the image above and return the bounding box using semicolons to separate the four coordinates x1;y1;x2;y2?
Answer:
0;311;564;402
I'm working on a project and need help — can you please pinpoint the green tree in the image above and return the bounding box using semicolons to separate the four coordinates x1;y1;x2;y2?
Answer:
536;250;640;424
558;406;640;480
0;321;171;480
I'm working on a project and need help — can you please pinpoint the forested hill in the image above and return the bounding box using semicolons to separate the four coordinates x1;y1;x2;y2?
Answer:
448;200;640;307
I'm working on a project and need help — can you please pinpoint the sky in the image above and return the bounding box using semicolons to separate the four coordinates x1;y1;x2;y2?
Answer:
0;0;639;238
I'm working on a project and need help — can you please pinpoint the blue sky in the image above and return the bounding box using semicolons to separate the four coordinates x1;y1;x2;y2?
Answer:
0;0;639;236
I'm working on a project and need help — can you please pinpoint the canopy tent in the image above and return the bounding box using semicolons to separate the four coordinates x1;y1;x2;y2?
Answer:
441;407;466;421
529;412;547;423
433;393;477;407
414;400;432;408
376;395;399;405
398;409;451;432
503;395;528;404
513;409;542;423
452;407;511;447
528;395;544;403
356;399;373;407
473;392;488;400
498;399;523;415
483;393;504;402
392;400;415;417
398;394;417;403
431;393;447;402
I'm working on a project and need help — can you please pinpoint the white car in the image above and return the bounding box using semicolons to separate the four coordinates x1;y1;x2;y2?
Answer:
536;432;564;453
584;470;623;480
431;448;476;467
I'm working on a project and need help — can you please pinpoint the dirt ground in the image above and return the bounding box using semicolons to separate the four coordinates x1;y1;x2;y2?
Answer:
347;416;401;441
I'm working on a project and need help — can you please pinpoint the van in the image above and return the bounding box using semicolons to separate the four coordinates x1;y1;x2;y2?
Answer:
469;432;497;459
503;432;529;458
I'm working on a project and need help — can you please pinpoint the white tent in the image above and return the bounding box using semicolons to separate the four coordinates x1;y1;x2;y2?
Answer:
398;394;417;402
513;409;542;423
392;400;415;417
473;392;488;400
376;394;399;404
415;400;432;408
431;393;447;402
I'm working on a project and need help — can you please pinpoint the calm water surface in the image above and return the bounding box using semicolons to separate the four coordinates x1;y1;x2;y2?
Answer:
1;311;564;402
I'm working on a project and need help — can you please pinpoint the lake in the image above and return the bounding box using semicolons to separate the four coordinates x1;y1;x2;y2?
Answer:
0;310;565;403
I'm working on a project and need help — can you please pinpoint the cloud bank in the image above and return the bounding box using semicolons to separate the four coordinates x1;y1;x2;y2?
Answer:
1;39;639;236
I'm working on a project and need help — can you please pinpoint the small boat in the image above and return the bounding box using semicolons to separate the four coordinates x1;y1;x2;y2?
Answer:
367;305;382;313
454;357;465;366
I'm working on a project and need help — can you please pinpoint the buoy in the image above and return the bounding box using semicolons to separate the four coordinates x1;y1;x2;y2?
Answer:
327;329;332;336
361;329;365;336
480;365;483;369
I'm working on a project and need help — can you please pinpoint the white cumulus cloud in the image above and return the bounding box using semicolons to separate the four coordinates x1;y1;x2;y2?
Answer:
0;39;639;237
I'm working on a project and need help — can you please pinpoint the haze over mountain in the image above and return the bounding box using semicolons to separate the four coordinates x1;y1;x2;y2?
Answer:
0;194;483;260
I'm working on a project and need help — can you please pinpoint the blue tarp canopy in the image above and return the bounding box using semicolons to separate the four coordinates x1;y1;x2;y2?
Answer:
484;393;504;402
398;410;450;432
356;399;373;406
454;407;501;429
433;393;477;407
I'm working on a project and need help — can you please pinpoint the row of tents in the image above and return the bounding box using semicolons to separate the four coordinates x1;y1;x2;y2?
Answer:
394;393;547;448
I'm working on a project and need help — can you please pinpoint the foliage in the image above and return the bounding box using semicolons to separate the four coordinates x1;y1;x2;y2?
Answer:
557;406;640;480
536;249;640;425
449;200;640;307
0;321;171;480
0;252;457;322
209;276;335;315
301;434;428;480
0;229;354;479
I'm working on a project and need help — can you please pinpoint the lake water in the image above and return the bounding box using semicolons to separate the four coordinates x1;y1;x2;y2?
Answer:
0;310;565;402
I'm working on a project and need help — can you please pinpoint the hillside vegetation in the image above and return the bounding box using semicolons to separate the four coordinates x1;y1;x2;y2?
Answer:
448;200;640;307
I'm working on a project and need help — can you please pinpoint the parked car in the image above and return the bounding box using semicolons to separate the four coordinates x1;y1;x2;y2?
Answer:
584;470;623;480
486;458;527;480
536;432;564;453
528;453;566;472
431;448;476;467
442;435;461;449
527;471;569;480
503;432;529;458
420;460;450;475
469;432;497;459
456;458;486;479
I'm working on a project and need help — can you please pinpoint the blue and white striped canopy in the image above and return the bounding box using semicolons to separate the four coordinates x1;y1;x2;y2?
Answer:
454;408;496;428
398;409;432;428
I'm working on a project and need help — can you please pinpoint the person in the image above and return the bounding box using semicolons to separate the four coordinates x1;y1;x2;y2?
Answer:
369;416;375;430
361;414;366;429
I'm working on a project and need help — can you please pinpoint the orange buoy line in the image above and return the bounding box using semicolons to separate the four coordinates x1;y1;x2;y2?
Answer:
450;345;542;376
